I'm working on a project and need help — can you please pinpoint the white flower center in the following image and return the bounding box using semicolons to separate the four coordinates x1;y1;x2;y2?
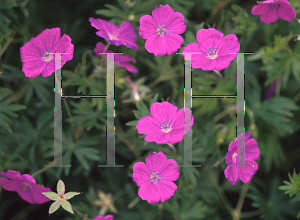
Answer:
42;49;53;62
156;25;167;36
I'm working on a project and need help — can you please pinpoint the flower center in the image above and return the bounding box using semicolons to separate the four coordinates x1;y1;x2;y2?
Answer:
42;49;53;62
232;152;244;163
149;172;161;183
160;120;172;133
269;3;280;11
206;47;218;59
20;183;32;193
109;28;119;39
232;152;237;163
156;25;167;36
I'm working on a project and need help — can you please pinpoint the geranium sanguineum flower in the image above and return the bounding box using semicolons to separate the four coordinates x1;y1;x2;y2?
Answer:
0;170;52;204
132;151;180;203
251;0;296;24
89;215;113;220
136;101;194;145
183;28;240;71
89;18;138;51
94;42;138;73
20;28;74;78
139;4;186;56
224;132;260;185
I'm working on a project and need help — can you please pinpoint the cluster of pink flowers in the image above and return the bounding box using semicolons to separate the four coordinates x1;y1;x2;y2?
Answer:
12;0;296;218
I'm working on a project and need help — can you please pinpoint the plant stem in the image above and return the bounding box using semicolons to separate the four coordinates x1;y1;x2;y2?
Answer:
128;196;140;209
0;36;13;59
54;75;76;137
210;175;234;213
99;41;111;73
240;207;266;218
31;161;54;177
231;182;251;220
73;206;85;217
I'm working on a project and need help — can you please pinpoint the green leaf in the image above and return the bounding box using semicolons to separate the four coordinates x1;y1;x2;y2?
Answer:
126;120;138;126
292;59;300;83
61;200;74;214
42;192;59;201
184;31;197;46
49;201;61;214
64;192;81;200
279;169;300;197
95;4;126;18
149;93;158;106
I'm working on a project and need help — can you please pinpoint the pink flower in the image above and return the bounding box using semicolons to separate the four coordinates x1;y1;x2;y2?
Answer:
139;4;186;56
251;0;296;24
89;18;138;51
94;42;138;73
89;215;113;220
132;151;180;203
224;132;260;185
136;101;194;145
20;28;74;78
183;28;240;71
0;170;52;204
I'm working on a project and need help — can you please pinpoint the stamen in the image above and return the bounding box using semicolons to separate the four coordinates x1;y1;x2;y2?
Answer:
269;3;280;11
41;49;53;62
206;47;218;59
156;25;167;36
160;120;172;133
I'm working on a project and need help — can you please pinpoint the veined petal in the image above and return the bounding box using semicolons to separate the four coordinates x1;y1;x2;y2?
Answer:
132;162;151;186
138;181;160;203
238;159;258;184
152;5;175;26
139;15;157;39
145;151;168;173
224;166;239;185
157;181;177;202
117;21;138;51
159;159;180;181
136;116;160;134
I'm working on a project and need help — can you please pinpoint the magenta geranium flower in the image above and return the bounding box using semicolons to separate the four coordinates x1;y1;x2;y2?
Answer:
136;101;194;145
20;28;74;78
183;28;240;71
224;132;260;185
89;18;138;51
139;4;186;56
251;0;296;24
132;151;180;203
94;42;138;73
0;170;52;204
89;215;113;220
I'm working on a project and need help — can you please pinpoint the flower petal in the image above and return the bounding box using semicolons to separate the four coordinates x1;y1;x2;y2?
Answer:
150;102;178;124
224;166;239;185
138;181;160;203
145;151;168;173
117;21;138;51
152;5;175;26
89;17;117;41
132;162;151;186
139;15;157;39
245;138;260;161
166;12;186;34
31;185;52;204
238;159;258;184
136;116;160;134
144;131;170;144
157;181;177;202
0;170;23;181
251;4;268;15
0;177;22;191
277;2;296;22
159;159;180;181
118;62;138;73
260;8;279;23
21;174;36;185
33;28;61;53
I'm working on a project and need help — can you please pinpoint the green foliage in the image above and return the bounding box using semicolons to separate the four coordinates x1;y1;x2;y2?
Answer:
279;169;300;197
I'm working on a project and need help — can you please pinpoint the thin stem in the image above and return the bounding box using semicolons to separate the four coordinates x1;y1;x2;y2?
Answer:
213;69;223;79
210;175;234;213
240;207;266;218
31;161;54;177
0;36;13;59
235;182;250;213
73;206;85;217
128;196;140;209
55;75;76;137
